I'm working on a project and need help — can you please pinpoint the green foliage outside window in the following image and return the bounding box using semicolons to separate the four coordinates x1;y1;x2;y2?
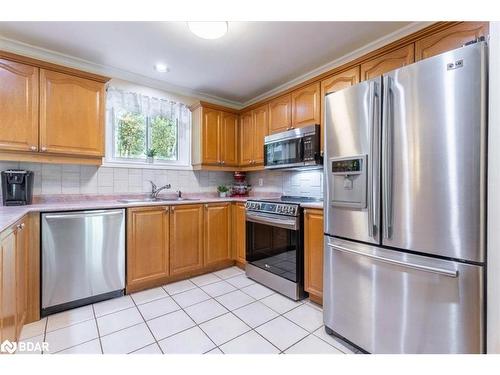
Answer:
114;112;178;161
151;116;177;160
115;112;146;158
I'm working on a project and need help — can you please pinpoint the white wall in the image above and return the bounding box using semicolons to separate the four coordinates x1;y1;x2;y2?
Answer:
487;21;500;354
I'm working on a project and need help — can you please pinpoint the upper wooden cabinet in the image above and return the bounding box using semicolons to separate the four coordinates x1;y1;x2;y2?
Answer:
127;206;170;291
416;22;489;61
0;59;39;152
304;209;324;304
239;105;268;167
40;69;105;157
232;203;246;265
191;104;239;169
220;111;239;166
291;82;321;128
204;203;231;267
268;94;292;134
360;44;415;81
169;204;204;276
0;52;109;165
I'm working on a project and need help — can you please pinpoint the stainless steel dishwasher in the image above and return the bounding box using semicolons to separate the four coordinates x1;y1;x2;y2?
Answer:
41;209;125;316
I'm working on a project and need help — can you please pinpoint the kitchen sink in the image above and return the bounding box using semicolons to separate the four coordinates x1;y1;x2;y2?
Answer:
116;197;200;203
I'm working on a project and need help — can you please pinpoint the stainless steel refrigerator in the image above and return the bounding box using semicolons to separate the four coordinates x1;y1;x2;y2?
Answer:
323;41;487;354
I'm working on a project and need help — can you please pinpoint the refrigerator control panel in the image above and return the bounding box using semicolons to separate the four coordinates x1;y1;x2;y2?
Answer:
329;155;367;209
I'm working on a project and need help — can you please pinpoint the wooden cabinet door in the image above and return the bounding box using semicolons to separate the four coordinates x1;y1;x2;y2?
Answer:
170;204;204;276
304;209;324;302
360;44;415;81
239;111;254;166
127;206;169;289
202;108;221;165
0;227;17;343
269;94;291;134
204;203;231;267
220;112;238;166
232;203;246;265
15;219;28;338
320;66;360;151
0;59;39;152
253;105;268;165
415;22;489;61
39;69;105;157
291;82;320;128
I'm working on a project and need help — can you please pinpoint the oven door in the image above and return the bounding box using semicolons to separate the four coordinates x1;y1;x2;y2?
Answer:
264;137;303;169
245;211;301;283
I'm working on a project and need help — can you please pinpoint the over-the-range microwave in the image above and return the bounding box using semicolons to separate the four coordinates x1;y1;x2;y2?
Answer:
264;124;323;170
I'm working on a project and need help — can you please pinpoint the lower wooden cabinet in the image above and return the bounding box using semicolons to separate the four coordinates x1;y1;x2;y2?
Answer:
169;204;204;276
204;203;231;267
232;202;246;265
304;208;324;304
127;206;170;290
0;217;28;343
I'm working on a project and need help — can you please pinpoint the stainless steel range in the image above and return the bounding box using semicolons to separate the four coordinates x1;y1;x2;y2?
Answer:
245;196;320;300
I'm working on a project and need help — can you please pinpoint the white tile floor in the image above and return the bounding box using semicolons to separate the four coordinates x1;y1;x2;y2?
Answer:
18;266;354;354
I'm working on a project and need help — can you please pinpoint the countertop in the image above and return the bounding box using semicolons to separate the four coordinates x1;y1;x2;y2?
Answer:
0;193;278;233
300;202;324;210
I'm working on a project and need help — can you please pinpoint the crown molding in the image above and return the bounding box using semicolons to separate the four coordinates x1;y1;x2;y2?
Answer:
0;22;432;110
0;35;243;109
241;21;434;107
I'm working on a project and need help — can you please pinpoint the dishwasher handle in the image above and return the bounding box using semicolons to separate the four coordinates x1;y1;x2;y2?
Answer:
44;210;124;220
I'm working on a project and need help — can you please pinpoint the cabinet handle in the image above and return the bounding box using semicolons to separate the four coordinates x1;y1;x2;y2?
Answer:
30;146;37;151
165;207;169;212
16;223;25;231
171;207;175;212
41;146;47;152
205;204;208;209
221;160;225;165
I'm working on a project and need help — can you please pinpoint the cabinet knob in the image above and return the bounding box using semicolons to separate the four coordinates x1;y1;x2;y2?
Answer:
205;204;208;209
41;146;47;152
221;161;225;165
171;207;175;212
16;223;25;231
165;207;169;212
30;145;37;151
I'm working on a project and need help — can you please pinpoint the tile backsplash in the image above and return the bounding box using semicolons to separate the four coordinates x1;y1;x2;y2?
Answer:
0;161;233;196
248;169;323;199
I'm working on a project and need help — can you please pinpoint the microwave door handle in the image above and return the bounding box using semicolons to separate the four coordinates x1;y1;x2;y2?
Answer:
298;137;304;161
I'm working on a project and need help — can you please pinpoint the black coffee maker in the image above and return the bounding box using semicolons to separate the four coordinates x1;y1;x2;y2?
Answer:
1;170;34;206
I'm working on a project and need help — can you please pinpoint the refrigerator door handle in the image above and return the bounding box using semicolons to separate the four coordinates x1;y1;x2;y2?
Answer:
382;75;393;239
367;81;379;237
327;243;458;278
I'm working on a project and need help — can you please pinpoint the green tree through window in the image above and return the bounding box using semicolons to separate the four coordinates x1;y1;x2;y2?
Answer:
115;112;146;158
151;115;177;160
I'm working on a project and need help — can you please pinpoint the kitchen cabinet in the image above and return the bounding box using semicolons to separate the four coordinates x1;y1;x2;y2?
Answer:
291;82;321;128
320;66;360;150
268;94;292;134
232;203;246;265
304;208;324;304
40;69;105;157
192;104;239;169
415;22;489;61
239;105;268;167
169;204;204;276
204;203;231;267
220;111;239;166
127;206;170;291
360;44;415;81
0;217;28;344
0;59;39;152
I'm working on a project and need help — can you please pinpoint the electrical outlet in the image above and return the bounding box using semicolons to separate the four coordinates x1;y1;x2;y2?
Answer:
258;178;264;187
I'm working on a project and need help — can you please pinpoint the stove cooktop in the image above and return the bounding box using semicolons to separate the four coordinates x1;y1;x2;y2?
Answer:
259;195;323;204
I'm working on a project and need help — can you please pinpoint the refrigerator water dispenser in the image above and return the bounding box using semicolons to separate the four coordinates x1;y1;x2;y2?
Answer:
329;155;367;209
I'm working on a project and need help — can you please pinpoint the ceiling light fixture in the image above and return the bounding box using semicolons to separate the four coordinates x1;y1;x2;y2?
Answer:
187;22;228;40
154;63;169;73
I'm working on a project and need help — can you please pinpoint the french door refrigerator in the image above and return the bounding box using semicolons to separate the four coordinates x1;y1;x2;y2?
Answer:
323;41;487;354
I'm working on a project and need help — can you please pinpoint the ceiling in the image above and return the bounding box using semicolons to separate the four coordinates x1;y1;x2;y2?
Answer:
0;21;413;105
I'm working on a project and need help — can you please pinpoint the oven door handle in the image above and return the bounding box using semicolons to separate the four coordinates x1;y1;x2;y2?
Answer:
246;211;299;231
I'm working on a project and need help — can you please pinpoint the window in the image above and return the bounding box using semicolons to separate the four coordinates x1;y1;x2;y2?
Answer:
105;87;191;167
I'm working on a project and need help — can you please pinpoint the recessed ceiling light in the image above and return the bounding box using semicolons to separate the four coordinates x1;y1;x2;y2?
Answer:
154;63;169;73
187;22;228;40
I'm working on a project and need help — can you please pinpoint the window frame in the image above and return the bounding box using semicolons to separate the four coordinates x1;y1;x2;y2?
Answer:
103;94;192;170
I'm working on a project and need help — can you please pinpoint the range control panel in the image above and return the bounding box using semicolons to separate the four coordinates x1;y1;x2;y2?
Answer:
245;201;300;217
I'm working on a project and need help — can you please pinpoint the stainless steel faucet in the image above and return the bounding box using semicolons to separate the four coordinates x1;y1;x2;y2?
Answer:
149;180;171;199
